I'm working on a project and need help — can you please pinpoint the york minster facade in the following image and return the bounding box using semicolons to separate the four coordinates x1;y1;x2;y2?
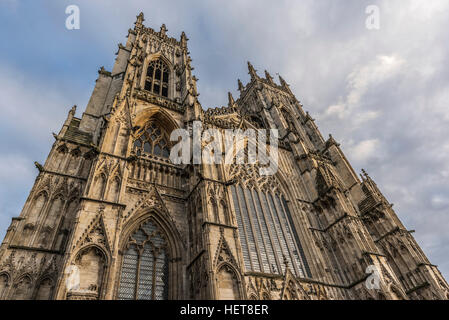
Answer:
0;13;448;300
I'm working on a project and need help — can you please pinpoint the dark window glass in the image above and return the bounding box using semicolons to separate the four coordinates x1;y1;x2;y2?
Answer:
147;66;154;77
154;144;161;156
145;60;169;97
133;121;170;158
162;86;168;97
144;142;151;153
154;83;160;94
155;68;161;80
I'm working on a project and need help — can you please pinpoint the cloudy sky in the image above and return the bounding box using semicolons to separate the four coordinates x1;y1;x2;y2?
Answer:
0;0;448;280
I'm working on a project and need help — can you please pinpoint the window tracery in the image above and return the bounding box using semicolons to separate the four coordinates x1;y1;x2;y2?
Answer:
144;59;169;97
133;121;170;158
229;165;310;277
118;218;169;300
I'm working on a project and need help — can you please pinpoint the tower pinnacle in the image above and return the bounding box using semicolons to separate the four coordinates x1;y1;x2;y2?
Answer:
160;24;167;37
238;79;244;92
247;61;258;79
228;92;235;107
180;31;188;48
135;12;145;29
264;70;274;84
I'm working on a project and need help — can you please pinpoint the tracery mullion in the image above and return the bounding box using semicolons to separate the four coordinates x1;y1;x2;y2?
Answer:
260;192;283;274
152;251;157;300
135;248;142;299
266;192;293;274
247;188;271;273
240;186;263;272
280;196;311;277
151;66;156;93
253;189;279;274
273;193;300;276
237;185;260;272
231;185;254;271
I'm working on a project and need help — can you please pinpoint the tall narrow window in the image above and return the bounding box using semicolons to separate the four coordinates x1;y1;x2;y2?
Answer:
133;121;170;158
118;219;169;300
144;60;169;97
231;186;251;270
236;185;260;272
0;274;8;300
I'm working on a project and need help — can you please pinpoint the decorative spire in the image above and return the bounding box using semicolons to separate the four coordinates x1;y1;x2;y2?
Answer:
160;24;167;37
265;70;274;84
360;169;371;182
180;31;188;49
247;61;258;79
238;79;244;92
361;169;369;179
279;74;287;86
228;92;235;107
279;74;293;94
135;12;145;30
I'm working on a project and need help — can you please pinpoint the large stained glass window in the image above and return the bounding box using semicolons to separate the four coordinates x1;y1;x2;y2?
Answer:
118;219;169;300
230;185;310;277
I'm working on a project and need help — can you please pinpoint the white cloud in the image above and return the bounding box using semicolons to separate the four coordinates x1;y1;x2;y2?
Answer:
346;138;381;163
431;195;449;210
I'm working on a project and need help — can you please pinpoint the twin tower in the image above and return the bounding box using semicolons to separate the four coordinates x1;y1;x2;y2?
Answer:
0;13;447;300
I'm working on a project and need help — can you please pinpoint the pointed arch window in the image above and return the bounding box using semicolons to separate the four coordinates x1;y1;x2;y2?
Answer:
118;219;169;300
0;273;9;300
133;121;171;158
230;184;310;278
144;60;169;97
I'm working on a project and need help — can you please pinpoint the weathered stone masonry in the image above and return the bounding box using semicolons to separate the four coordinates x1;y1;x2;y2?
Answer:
0;12;448;300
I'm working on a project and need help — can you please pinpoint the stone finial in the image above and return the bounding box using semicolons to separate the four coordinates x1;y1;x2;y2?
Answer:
279;75;293;94
69;105;77;116
180;31;188;48
361;169;369;178
326;134;340;148
265;70;274;84
238;79;244;92
279;75;288;87
228;92;235;107
135;12;145;29
247;61;258;79
160;24;167;37
360;169;372;182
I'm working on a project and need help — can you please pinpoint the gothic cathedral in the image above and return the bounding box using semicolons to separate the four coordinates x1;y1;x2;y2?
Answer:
0;13;447;300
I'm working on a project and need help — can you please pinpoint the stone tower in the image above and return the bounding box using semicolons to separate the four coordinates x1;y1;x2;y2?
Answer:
0;13;447;300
